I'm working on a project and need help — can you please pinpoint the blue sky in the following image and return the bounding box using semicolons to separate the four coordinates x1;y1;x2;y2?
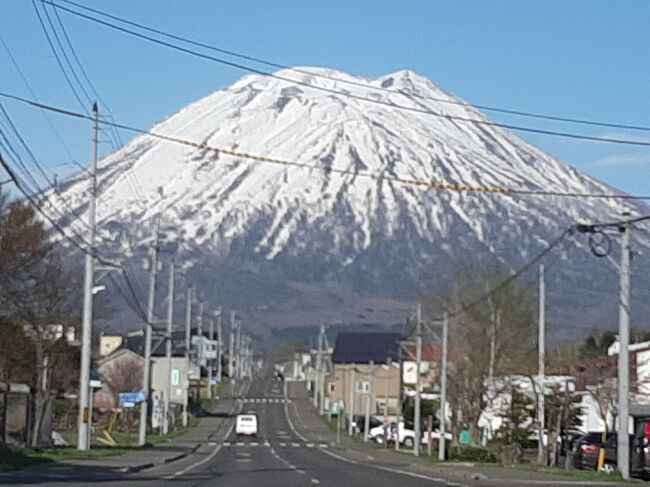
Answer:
1;0;649;195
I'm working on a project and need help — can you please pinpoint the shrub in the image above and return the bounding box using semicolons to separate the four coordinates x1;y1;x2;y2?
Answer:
447;445;498;463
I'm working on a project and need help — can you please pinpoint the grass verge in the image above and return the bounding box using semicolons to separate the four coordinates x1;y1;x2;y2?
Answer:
0;443;128;472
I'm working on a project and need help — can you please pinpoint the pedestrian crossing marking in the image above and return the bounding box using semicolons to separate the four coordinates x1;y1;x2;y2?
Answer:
236;397;292;404
223;440;330;449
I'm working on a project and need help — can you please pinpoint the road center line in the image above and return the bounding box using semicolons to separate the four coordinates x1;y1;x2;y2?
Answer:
164;381;250;479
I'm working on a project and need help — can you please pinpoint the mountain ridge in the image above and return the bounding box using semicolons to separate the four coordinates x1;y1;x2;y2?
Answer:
47;67;649;337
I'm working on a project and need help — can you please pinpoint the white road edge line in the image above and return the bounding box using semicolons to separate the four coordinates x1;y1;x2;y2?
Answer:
283;382;451;484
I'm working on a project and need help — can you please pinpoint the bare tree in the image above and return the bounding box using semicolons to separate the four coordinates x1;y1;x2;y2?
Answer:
0;197;79;446
589;379;617;442
102;356;144;404
426;262;536;447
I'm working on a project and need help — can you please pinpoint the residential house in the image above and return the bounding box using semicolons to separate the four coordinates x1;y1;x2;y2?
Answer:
326;332;401;417
93;333;190;410
609;338;650;396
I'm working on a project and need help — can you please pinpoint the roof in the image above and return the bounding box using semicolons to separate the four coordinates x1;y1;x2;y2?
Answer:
120;334;187;357
96;348;144;366
332;332;401;364
404;343;441;361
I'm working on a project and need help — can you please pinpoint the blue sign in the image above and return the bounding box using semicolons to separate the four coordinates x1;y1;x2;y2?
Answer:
210;376;221;385
119;391;146;405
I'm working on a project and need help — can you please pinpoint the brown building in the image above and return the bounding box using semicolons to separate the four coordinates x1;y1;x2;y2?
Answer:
325;332;401;417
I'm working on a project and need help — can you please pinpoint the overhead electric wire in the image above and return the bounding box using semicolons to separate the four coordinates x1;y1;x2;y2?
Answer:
586;214;650;229
0;102;118;244
110;270;147;320
2;90;650;202
0;35;76;161
47;2;147;199
49;3;124;145
51;0;650;134
442;227;575;321
0;150;148;319
38;0;93;104
44;0;650;147
31;0;88;114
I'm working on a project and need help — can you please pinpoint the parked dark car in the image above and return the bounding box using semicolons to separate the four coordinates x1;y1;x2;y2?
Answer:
352;416;382;435
631;418;650;479
573;432;610;471
574;432;635;473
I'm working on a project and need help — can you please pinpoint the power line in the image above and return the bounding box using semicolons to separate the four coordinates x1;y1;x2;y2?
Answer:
38;0;93;104
443;227;575;321
0;102;117;245
0;150;148;320
51;0;650;134
0;34;76;161
2;90;650;202
46;3;147;198
43;1;650;147
31;0;88;114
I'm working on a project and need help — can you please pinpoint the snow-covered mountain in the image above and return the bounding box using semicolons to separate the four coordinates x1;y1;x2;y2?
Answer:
50;67;649;336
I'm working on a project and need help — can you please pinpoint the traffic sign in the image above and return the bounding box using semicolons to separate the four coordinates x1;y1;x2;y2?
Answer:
119;391;146;405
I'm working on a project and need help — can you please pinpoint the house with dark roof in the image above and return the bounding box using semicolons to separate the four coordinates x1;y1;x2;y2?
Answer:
326;332;402;417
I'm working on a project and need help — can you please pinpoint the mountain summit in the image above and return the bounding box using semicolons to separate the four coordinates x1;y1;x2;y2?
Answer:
51;67;647;335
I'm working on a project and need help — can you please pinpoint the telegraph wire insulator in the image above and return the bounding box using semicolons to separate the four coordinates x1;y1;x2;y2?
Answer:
588;230;610;258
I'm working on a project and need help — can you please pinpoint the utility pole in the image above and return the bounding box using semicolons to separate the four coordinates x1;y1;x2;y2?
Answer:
228;312;235;379
163;259;175;435
313;328;322;409
182;286;193;427
235;321;242;380
438;312;449;461
363;362;373;443
320;326;327;416
206;314;214;399
216;312;223;383
538;263;546;465
617;220;631;479
348;364;356;436
77;102;98;451
139;236;159;447
414;303;422;456
197;302;204;337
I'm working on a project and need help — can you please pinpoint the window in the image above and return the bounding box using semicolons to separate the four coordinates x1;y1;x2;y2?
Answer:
171;369;180;386
356;380;370;393
329;382;335;393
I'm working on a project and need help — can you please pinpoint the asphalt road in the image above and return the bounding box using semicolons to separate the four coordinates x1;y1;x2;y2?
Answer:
2;377;451;486
162;378;448;487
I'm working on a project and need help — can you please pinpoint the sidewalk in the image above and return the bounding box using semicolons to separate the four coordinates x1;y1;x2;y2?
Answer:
285;381;632;486
0;380;247;482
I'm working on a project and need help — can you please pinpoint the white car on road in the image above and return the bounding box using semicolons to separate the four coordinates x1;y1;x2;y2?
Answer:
235;413;258;436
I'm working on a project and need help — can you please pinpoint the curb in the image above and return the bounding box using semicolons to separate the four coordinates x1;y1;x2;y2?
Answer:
123;381;250;475
163;443;202;464
121;442;203;473
121;462;155;473
409;462;488;481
